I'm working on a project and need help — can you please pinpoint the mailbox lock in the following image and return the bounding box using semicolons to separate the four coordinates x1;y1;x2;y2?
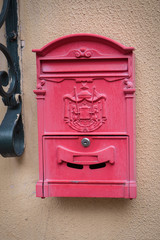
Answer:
81;138;90;147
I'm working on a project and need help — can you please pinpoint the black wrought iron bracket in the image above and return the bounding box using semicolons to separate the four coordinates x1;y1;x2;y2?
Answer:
0;0;24;157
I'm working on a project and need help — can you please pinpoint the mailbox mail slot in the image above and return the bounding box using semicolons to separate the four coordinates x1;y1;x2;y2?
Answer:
33;34;136;198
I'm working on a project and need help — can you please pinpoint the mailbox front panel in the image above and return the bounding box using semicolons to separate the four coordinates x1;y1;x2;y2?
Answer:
44;79;127;133
33;34;136;198
43;136;128;181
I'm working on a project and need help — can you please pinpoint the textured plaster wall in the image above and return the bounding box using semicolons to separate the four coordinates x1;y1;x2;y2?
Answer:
0;0;160;239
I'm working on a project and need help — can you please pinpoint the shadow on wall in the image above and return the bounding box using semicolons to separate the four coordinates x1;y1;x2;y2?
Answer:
47;197;133;212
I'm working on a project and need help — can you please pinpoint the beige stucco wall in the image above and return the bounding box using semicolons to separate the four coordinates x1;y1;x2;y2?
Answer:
0;0;160;239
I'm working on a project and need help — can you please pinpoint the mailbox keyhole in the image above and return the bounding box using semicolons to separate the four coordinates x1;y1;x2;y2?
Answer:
67;163;83;169
81;138;90;147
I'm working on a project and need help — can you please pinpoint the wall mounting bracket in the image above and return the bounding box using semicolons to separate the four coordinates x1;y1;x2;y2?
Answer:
0;0;24;157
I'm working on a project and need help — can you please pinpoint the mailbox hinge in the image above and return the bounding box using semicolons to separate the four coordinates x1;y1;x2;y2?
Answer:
0;0;24;157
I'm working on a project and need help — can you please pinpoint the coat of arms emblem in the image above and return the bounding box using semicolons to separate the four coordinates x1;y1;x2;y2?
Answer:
64;83;107;132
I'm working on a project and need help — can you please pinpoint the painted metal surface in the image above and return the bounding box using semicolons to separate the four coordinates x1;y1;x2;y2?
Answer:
33;33;136;198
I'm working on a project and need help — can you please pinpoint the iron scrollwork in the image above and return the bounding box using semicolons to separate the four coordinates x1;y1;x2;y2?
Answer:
0;0;24;157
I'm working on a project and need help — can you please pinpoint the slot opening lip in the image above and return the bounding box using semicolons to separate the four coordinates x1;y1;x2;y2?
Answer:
73;154;98;164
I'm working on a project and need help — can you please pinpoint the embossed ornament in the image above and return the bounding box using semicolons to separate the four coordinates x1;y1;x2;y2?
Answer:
64;83;107;132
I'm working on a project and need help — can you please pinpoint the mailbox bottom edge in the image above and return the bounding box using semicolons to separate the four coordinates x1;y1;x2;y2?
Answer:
36;182;137;199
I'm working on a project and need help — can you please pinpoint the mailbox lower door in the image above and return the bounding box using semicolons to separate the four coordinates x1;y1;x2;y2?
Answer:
37;135;134;198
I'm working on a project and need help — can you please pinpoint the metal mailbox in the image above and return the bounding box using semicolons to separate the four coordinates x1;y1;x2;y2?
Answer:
33;34;136;198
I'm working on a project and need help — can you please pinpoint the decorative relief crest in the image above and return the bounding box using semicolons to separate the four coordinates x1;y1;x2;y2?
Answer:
64;83;107;132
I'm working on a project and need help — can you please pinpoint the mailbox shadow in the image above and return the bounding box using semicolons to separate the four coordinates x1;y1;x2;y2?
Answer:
49;196;132;213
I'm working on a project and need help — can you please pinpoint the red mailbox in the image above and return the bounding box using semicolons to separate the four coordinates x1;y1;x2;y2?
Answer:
33;34;136;198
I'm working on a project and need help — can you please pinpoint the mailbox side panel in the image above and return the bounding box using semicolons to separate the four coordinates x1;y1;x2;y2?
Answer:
127;54;136;198
34;56;46;198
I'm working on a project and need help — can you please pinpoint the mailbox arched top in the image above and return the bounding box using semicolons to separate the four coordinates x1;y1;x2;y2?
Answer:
32;33;134;57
